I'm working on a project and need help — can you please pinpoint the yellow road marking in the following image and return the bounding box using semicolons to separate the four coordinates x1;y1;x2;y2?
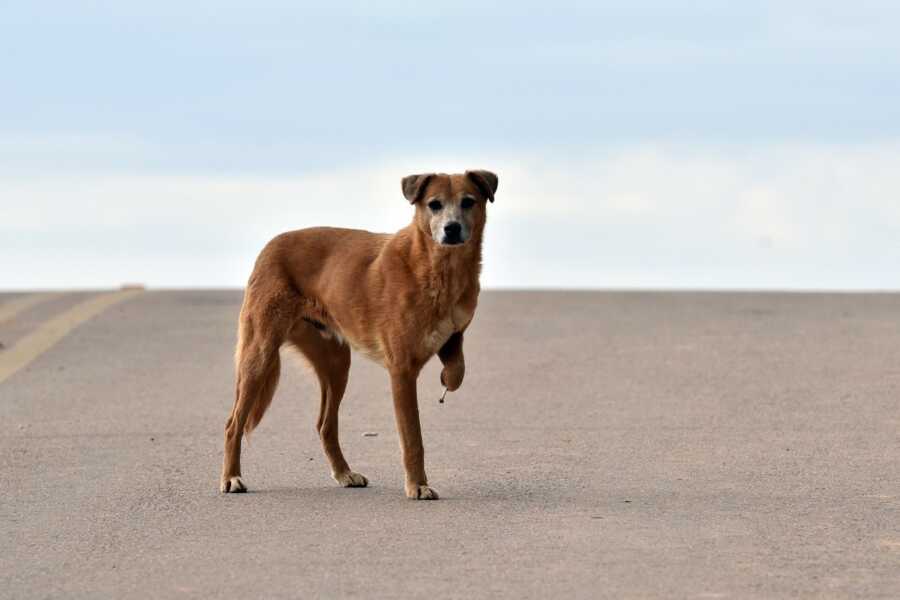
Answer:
0;293;58;325
0;289;143;384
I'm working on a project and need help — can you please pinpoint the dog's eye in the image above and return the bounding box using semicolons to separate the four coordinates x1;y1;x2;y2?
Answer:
428;200;443;212
461;197;475;210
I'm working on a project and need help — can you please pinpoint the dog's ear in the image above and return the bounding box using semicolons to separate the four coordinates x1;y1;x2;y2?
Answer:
401;173;435;204
465;170;498;202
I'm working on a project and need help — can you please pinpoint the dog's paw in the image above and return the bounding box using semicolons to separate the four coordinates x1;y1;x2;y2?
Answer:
220;476;247;493
440;362;465;392
333;471;369;488
406;483;439;500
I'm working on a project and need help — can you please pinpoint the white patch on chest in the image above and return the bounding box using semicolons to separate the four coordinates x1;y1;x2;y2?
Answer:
452;304;474;328
422;301;475;355
422;315;456;355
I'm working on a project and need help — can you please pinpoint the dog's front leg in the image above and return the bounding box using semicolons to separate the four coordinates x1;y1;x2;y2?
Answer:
390;369;438;500
438;331;465;392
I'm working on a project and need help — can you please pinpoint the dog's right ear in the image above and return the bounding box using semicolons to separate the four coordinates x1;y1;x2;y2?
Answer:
401;173;434;204
466;170;498;202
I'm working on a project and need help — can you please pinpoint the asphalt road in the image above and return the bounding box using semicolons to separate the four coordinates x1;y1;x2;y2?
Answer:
2;290;899;599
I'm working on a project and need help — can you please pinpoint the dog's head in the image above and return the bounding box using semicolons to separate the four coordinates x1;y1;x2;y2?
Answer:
402;170;498;247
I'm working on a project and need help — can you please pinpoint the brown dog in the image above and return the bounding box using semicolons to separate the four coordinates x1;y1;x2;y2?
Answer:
220;170;498;499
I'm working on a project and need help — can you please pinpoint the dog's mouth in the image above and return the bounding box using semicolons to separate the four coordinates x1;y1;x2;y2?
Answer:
441;237;465;246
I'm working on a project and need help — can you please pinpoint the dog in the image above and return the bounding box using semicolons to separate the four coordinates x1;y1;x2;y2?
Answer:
221;170;498;499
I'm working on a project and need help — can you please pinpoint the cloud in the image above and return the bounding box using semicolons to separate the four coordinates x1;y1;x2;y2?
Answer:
3;141;900;290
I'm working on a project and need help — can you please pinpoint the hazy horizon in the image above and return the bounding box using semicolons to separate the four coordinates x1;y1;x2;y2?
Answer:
3;2;899;291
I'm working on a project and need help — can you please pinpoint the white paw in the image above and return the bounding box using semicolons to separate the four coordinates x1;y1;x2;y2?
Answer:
221;476;247;493
333;471;369;488
406;484;439;500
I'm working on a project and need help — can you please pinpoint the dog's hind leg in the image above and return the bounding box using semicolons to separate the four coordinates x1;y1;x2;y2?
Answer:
289;322;367;488
221;316;283;493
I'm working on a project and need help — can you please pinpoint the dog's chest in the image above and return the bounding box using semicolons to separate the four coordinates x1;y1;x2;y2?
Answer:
420;304;473;355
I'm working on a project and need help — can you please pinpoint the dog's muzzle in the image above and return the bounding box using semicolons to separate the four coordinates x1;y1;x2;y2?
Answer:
442;222;463;245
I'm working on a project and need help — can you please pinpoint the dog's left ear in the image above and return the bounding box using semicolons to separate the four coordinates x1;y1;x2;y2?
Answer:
401;173;435;204
465;170;498;202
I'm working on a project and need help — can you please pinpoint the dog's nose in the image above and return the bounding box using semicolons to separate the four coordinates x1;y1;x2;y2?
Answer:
444;222;462;238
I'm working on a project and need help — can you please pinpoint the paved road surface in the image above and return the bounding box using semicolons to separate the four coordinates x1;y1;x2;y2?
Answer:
2;290;899;598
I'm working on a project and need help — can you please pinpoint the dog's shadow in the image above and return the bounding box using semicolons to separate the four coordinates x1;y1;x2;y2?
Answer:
239;470;578;511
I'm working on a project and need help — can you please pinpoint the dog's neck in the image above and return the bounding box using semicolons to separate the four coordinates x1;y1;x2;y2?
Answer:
399;222;483;309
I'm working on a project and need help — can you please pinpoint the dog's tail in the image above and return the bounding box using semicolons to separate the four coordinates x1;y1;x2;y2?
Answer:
234;316;281;436
243;359;280;435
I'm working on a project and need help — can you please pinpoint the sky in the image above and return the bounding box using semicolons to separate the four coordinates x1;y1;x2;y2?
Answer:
2;1;900;289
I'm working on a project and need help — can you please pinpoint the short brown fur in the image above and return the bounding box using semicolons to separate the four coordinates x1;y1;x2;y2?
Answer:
221;170;498;499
